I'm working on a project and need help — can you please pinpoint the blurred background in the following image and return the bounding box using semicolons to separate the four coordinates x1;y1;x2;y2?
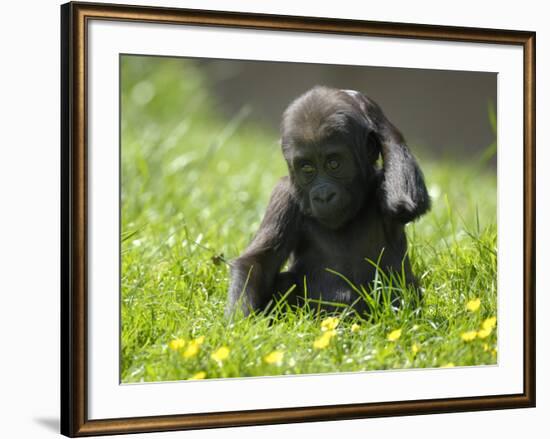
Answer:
196;58;497;158
124;55;497;162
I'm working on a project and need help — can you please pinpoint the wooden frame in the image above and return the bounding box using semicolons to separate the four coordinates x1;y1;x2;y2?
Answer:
61;1;536;436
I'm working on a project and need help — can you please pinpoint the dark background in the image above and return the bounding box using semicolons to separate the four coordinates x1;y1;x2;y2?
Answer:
197;58;497;159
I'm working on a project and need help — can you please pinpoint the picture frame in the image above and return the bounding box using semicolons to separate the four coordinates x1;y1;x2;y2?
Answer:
61;1;536;436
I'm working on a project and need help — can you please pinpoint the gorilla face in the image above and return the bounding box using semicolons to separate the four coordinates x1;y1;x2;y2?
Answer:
281;88;378;229
284;139;366;229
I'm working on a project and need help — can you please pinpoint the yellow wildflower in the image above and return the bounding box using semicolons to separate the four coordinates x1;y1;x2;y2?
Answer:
441;362;455;368
264;350;285;364
182;342;200;358
189;371;206;380
477;327;492;338
466;298;481;312
313;330;336;349
313;334;331;349
211;346;230;362
411;343;420;355
193;335;205;345
181;336;205;358
351;323;360;333
387;328;402;342
168;338;185;351
321;317;340;331
461;331;478;342
482;317;497;330
482;343;490;352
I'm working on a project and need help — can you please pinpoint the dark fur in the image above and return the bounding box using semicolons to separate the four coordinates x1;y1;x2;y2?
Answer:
226;86;430;316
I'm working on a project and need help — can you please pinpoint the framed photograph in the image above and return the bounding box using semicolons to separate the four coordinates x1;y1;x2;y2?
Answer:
61;1;535;436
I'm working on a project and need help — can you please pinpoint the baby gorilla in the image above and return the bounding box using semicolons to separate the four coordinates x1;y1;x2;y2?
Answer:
227;86;430;317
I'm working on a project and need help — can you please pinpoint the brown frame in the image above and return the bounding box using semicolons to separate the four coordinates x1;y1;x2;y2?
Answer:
60;1;536;436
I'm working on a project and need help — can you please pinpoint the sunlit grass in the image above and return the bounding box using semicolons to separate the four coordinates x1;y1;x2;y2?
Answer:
120;55;497;382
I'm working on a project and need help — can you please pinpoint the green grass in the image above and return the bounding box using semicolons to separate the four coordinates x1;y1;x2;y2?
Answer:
120;56;498;383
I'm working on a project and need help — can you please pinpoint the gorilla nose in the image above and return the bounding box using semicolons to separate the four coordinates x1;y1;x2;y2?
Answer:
312;186;337;205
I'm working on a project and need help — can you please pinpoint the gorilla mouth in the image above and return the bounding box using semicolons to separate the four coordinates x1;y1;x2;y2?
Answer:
312;207;350;229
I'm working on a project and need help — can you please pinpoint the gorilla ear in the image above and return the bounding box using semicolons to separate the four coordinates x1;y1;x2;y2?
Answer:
343;90;431;223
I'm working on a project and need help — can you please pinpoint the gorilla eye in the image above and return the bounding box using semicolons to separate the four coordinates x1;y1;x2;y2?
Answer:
301;163;316;174
327;159;340;170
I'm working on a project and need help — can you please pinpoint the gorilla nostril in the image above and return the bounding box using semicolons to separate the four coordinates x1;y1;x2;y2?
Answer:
313;189;337;204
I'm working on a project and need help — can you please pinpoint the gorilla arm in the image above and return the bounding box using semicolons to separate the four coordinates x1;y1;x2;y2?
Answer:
226;177;301;317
